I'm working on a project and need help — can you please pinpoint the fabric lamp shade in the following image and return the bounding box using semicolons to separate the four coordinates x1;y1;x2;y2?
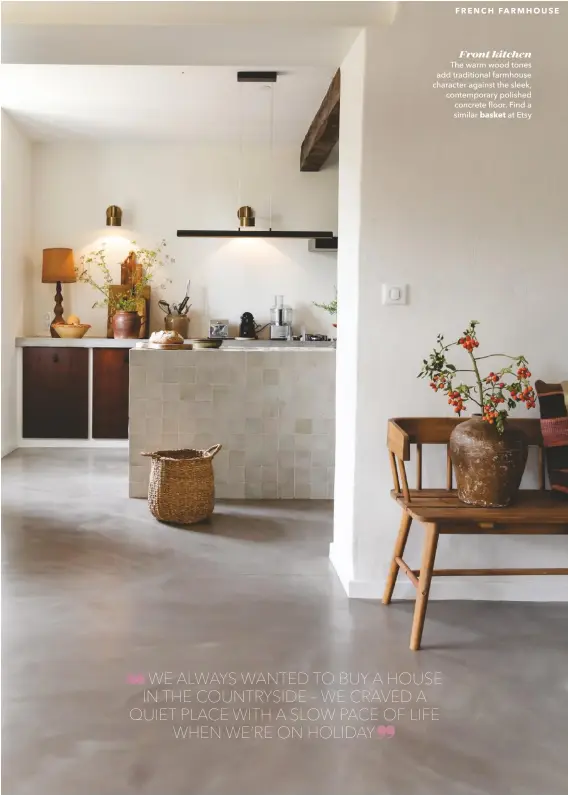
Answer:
42;248;76;284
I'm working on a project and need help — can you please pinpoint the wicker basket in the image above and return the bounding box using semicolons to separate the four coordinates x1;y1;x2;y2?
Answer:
141;445;222;524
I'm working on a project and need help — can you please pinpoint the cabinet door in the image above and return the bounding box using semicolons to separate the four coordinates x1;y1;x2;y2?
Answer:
92;348;129;439
22;347;89;438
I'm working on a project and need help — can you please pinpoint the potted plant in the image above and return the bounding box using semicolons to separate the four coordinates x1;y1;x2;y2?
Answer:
419;320;536;507
313;289;338;328
76;240;173;339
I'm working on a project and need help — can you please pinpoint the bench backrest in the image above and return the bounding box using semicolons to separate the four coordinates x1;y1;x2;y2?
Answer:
387;418;545;501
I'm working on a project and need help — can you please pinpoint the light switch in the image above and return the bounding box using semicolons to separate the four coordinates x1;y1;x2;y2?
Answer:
382;284;408;305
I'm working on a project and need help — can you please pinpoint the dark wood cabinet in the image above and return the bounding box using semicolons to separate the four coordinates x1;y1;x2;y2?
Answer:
92;348;130;439
22;347;89;438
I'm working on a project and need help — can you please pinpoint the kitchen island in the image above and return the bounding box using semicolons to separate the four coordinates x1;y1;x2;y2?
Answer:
129;345;336;499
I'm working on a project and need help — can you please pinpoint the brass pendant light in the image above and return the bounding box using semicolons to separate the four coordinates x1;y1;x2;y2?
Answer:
237;206;255;227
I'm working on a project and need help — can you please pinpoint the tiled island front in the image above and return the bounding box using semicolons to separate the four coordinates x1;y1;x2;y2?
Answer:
129;347;336;499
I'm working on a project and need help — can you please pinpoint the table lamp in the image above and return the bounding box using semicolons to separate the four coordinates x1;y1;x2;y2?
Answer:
42;248;76;337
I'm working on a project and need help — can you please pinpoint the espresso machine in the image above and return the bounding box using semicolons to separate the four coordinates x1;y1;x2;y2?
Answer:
270;295;293;340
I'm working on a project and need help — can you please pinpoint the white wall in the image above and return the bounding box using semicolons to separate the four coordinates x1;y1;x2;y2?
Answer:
334;6;568;601
30;143;337;338
1;112;32;457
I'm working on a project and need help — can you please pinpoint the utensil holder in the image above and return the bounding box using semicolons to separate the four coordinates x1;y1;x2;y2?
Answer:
165;314;189;338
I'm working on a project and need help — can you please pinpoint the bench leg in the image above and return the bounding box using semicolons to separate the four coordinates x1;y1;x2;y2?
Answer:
382;512;412;605
410;523;439;651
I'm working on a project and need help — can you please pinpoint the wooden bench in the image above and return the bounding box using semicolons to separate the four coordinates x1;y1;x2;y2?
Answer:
383;418;568;650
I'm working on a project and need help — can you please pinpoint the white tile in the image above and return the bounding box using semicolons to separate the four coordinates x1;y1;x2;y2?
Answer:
278;434;294;451
246;369;263;387
309;466;328;487
129;482;148;499
228;466;245;484
247;353;265;369
294;483;311;499
263;418;278;435
162;433;179;449
180;384;196;401
277;483;295;499
246;418;263;434
145;400;163;418
162;414;179;434
294;435;313;451
294;450;311;467
129;367;146;389
278;451;294;469
229;450;245;468
261;482;278;498
195;385;213;402
245;483;263;499
277;467;294;486
162;383;180;402
222;483;246;499
245;402;263;419
193;401;213;418
245;465;262;484
177;366;196;383
261;466;277;483
263;369;280;386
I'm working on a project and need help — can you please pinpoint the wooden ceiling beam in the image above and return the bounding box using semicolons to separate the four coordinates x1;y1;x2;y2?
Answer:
300;69;340;172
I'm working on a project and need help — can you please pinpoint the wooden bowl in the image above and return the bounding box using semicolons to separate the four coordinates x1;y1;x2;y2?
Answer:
188;338;223;349
53;324;91;339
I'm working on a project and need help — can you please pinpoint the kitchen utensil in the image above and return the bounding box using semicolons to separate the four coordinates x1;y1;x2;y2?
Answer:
52;323;91;339
187;338;223;349
178;279;191;315
172;303;180;315
158;300;171;314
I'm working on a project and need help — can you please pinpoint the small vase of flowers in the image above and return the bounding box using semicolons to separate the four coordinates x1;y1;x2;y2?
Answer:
419;320;536;507
76;240;172;339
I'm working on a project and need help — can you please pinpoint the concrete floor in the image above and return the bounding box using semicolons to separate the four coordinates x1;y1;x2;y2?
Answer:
2;449;567;795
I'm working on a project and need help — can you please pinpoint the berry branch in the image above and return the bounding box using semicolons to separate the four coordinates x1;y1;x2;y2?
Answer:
418;320;535;434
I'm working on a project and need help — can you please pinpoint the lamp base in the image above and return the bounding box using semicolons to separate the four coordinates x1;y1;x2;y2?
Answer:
50;281;66;336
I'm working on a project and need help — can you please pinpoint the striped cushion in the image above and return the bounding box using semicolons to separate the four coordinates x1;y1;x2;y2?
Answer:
535;380;568;496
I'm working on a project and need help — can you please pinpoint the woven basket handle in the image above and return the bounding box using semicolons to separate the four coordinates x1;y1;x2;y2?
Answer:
140;452;155;458
204;444;222;458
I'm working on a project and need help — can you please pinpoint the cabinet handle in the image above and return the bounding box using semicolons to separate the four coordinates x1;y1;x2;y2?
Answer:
53;353;59;364
124;352;129;364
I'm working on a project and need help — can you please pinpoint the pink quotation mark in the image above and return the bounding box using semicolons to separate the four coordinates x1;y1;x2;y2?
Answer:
376;725;396;738
127;674;145;685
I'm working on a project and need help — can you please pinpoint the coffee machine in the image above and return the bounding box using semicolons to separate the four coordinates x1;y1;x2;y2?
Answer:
270;295;293;340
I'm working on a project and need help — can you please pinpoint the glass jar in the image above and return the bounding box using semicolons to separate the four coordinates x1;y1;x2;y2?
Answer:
164;314;189;339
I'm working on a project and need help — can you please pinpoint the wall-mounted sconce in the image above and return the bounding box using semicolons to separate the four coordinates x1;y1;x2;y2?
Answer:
106;205;122;227
237;205;255;228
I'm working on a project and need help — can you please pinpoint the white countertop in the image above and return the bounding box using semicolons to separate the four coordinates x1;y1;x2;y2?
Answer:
16;337;336;351
16;337;137;348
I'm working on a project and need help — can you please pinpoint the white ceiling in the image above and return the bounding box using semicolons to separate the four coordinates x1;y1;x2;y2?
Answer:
2;1;393;26
0;65;338;144
1;2;395;66
1;2;395;144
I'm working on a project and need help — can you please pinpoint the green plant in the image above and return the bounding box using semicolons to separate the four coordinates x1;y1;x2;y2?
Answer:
313;288;337;317
418;320;535;434
76;240;173;313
